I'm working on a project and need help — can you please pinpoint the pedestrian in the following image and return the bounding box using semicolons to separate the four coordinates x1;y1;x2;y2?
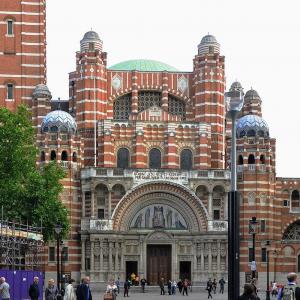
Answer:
29;276;40;300
159;277;165;295
124;279;130;297
277;272;300;300
45;279;59;300
116;277;120;294
271;281;278;297
171;280;177;295
0;277;10;300
212;279;217;294
206;278;213;299
182;279;189;296
140;278;146;293
76;276;92;300
106;279;117;300
177;280;183;294
219;277;225;294
64;279;76;300
251;278;259;296
238;283;260;300
168;280;172;295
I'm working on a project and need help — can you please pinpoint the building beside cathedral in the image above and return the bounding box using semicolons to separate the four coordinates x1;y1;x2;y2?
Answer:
1;0;300;290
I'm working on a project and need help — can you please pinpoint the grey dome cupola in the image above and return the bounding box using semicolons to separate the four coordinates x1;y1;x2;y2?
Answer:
198;34;220;56
236;114;269;138
41;110;77;134
244;88;261;103
80;30;103;52
230;81;244;93
32;84;52;99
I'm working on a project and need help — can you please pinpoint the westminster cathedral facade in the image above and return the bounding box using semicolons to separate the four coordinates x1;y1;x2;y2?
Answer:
2;0;300;290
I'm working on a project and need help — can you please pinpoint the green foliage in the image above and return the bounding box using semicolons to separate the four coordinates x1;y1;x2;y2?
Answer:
0;106;69;241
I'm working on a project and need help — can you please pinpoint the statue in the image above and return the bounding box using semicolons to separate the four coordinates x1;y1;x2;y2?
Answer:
145;207;151;228
133;213;143;228
175;212;186;229
153;206;165;228
166;209;173;228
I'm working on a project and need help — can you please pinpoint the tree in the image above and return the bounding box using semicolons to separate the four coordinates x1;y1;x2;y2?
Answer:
0;106;69;241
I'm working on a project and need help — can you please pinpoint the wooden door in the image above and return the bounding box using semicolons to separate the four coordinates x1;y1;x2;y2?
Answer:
147;245;171;285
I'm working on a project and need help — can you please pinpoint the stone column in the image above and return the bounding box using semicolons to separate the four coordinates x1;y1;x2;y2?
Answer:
100;240;103;271
91;191;95;218
121;242;125;276
208;191;213;220
115;242;119;272
108;189;112;219
109;241;113;274
208;242;212;273
200;242;204;271
90;239;95;272
81;238;86;272
217;241;221;273
82;191;86;217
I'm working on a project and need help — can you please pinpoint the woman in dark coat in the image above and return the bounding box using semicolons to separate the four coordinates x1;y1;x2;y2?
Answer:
238;284;260;300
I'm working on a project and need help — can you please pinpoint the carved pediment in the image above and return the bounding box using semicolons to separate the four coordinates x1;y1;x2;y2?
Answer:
136;106;181;122
147;230;173;241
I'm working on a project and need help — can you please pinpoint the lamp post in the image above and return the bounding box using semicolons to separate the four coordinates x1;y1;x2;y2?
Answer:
266;240;271;300
54;224;62;296
273;249;279;283
225;82;244;300
249;216;258;279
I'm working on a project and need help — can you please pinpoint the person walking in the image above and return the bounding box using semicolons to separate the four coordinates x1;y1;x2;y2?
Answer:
124;279;130;297
45;279;59;300
29;277;40;300
277;272;300;300
182;279;189;296
212;279;217;294
159;278;165;295
238;284;260;300
206;279;213;299
64;279;76;300
0;277;10;300
171;280;177;295
116;278;120;294
177;280;183;294
140;278;146;293
167;280;172;295
219;277;225;294
106;280;117;300
76;277;92;300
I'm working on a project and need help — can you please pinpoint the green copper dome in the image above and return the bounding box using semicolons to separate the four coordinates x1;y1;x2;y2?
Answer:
109;59;178;72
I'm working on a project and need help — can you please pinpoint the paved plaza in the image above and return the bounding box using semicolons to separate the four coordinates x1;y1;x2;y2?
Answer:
92;289;267;300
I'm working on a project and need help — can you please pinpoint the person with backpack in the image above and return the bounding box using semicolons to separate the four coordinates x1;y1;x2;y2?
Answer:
277;272;300;300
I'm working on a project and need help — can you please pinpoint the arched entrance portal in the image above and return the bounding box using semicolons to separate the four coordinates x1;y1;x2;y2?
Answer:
112;182;209;284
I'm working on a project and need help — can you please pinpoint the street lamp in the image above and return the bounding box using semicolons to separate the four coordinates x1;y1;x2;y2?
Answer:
225;81;244;300
54;224;62;297
265;240;271;300
273;249;279;282
249;216;258;279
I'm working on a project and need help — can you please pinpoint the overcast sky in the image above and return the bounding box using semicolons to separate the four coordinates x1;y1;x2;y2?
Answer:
47;0;300;178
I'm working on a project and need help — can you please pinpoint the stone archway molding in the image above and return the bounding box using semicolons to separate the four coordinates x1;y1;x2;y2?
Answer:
112;181;209;232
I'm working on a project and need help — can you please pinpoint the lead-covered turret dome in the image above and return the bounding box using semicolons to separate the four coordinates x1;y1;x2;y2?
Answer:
41;110;77;134
198;34;220;55
32;84;52;99
80;30;103;52
236;114;269;138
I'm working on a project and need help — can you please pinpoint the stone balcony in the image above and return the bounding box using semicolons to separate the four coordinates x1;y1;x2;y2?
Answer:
81;168;231;186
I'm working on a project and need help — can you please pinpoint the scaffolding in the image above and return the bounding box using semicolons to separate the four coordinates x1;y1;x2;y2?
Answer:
0;215;44;270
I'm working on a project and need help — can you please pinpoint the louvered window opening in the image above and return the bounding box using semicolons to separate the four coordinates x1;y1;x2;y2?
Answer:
168;95;186;120
138;91;161;112
113;94;132;120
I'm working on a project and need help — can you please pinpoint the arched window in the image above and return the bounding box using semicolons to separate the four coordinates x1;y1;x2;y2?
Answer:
7;20;13;35
180;149;193;170
138;91;161;112
260;155;265;164
50;125;58;133
149;148;161;169
113;94;132;120
117;148;130;169
238;155;244;165
7;83;14;100
72;152;77;162
291;190;300;209
248;154;255;164
247;130;256;137
40;151;45;162
61;151;68;161
50;150;56;160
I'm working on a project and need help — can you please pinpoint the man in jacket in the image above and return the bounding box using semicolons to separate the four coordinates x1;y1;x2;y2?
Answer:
277;272;300;300
29;277;40;300
76;277;92;300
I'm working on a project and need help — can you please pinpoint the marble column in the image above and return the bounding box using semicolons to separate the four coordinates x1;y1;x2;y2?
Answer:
200;242;204;271
90;240;95;271
81;238;86;271
109;241;113;273
208;192;213;219
115;242;119;272
208;242;212;273
217;241;221;273
100;240;103;271
91;191;95;218
108;189;112;218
